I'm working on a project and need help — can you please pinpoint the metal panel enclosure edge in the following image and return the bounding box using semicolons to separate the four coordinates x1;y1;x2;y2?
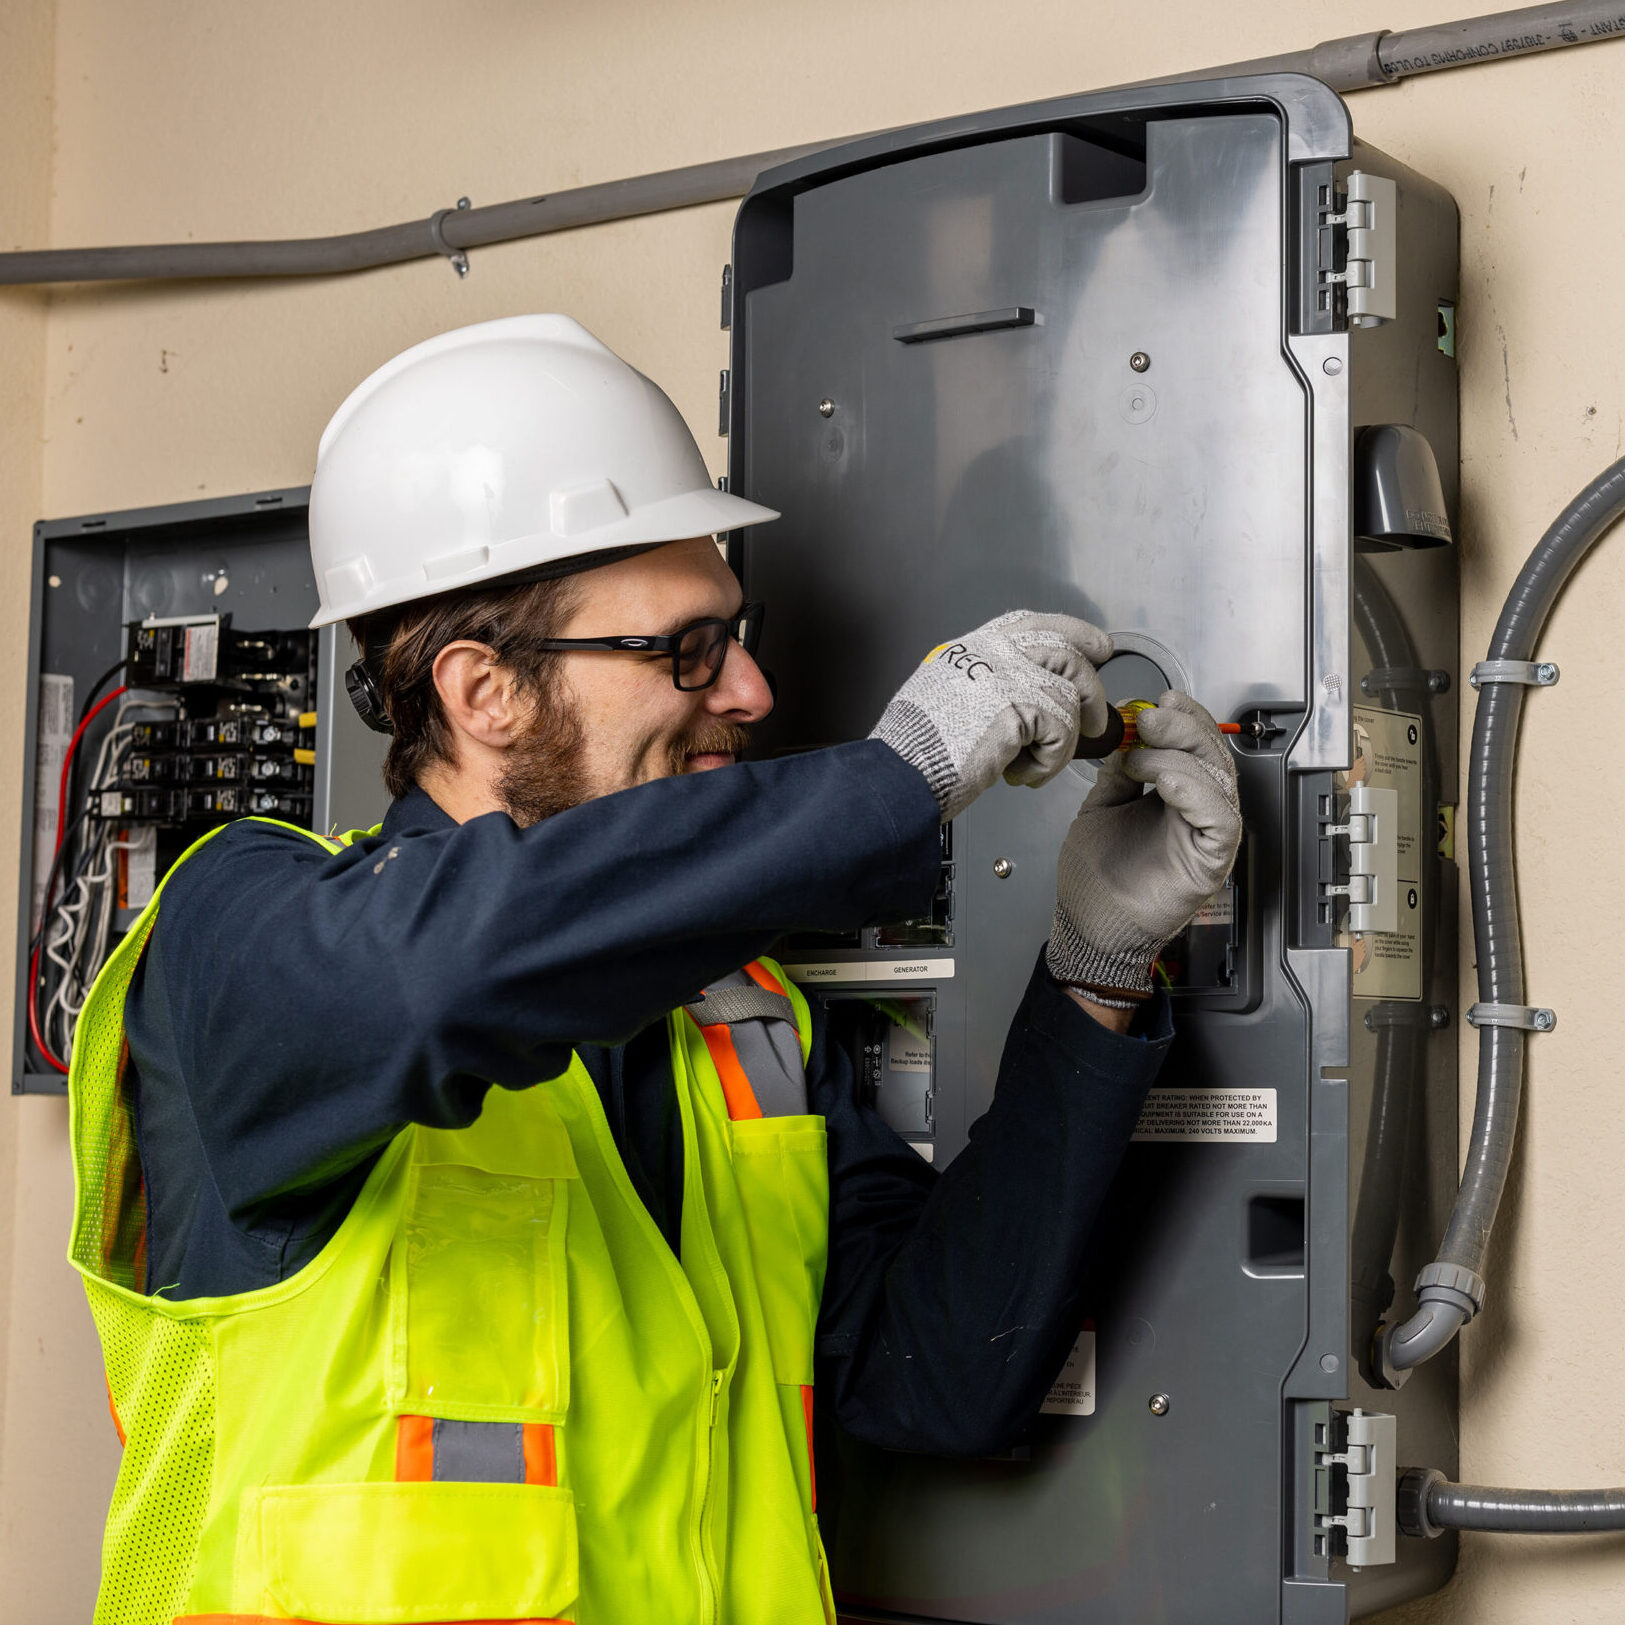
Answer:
16;489;390;1094
727;73;1459;1622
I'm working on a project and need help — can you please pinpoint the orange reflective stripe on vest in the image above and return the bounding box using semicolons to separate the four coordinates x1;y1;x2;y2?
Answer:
175;1616;571;1624
396;1416;558;1487
683;960;807;1121
693;1020;764;1120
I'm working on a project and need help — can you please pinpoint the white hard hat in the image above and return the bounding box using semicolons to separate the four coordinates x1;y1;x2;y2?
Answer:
307;314;777;626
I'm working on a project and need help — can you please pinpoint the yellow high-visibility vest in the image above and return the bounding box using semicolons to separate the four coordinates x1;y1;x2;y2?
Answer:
69;819;833;1625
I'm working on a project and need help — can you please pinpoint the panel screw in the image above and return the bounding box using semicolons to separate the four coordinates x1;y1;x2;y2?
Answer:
1149;1393;1171;1416
1429;1005;1450;1030
1129;351;1151;373
992;858;1014;879
818;398;835;418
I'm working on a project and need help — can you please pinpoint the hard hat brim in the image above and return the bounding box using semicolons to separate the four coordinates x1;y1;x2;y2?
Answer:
309;485;779;628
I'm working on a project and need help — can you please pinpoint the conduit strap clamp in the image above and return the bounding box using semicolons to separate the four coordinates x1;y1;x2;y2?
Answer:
1468;659;1559;690
1466;1001;1556;1033
1414;1262;1485;1319
429;197;473;278
1360;664;1450;697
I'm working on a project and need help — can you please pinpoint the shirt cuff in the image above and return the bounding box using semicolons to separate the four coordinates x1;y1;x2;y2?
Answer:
1033;948;1175;1051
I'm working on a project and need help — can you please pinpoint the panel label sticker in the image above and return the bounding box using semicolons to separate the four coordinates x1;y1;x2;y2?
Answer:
1188;889;1235;928
31;674;73;934
119;825;159;911
887;1023;932;1074
1338;705;1424;1001
1039;1324;1096;1416
1131;1087;1277;1143
781;959;954;985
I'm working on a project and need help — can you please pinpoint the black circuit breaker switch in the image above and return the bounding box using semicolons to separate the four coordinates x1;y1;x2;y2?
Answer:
129;615;226;685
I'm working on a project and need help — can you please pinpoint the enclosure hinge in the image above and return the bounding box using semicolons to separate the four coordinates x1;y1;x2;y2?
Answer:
1314;1408;1397;1569
718;368;731;437
1321;783;1398;933
1318;171;1397;329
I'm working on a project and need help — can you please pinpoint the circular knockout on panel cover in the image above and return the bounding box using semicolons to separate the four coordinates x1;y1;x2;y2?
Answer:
1069;632;1190;786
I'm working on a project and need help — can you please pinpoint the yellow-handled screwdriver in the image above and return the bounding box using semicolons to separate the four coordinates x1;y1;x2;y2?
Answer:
1074;700;1245;759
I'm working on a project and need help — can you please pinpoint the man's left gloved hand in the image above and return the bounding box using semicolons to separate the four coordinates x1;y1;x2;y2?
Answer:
1047;690;1242;1005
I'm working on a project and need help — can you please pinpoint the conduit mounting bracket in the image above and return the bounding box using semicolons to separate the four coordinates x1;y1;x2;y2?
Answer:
1468;659;1559;690
1466;1002;1556;1033
429;197;472;278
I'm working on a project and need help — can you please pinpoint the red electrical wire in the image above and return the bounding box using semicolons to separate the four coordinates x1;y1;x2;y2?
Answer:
30;685;128;1075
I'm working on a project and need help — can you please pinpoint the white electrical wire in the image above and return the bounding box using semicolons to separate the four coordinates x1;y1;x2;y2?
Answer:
40;702;156;1058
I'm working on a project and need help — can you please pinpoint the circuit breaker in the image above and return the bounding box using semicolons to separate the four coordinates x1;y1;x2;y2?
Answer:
16;489;387;1094
726;74;1461;1622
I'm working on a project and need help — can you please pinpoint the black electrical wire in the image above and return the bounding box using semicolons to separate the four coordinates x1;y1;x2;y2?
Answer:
76;658;128;729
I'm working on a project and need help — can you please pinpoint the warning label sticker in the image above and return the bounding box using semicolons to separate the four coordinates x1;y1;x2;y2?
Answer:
1040;1324;1096;1416
1131;1087;1277;1143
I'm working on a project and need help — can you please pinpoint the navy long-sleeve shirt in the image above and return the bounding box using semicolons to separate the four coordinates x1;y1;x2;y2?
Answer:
125;740;1170;1456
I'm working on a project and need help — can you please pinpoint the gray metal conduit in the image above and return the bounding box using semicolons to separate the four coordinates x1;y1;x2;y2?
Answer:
1383;460;1625;1535
1348;559;1439;1370
0;2;1622;286
1400;1469;1625;1536
1380;454;1625;1384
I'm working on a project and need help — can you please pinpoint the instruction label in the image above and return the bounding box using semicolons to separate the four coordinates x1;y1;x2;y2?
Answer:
1040;1324;1097;1416
30;674;73;934
887;1023;932;1074
1132;1087;1277;1143
1189;889;1235;929
1338;705;1424;1001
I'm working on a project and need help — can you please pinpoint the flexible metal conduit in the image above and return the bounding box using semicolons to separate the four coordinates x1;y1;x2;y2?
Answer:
1430;1483;1625;1533
1348;559;1439;1366
0;2;1621;286
1384;458;1625;1535
1381;454;1625;1385
1402;1469;1625;1535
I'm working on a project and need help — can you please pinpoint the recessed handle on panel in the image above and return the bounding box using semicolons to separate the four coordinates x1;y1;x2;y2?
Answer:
893;306;1039;344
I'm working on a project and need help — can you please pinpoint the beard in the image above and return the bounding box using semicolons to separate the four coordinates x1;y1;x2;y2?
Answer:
496;699;753;829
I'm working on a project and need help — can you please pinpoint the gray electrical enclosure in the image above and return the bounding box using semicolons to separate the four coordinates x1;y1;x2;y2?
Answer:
17;489;388;1094
727;75;1460;1622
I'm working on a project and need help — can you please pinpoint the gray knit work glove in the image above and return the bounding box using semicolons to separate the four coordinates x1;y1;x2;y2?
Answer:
870;611;1113;822
1048;690;1242;1002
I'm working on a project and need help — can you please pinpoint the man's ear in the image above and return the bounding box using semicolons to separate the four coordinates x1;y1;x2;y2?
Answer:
431;641;527;750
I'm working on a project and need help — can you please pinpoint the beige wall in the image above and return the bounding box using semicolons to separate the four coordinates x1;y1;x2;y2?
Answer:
4;1;1624;1617
0;0;64;1610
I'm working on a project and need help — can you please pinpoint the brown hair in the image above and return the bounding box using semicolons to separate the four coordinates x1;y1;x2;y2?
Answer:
347;575;582;801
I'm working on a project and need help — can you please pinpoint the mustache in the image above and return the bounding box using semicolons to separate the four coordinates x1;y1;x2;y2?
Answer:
669;722;752;774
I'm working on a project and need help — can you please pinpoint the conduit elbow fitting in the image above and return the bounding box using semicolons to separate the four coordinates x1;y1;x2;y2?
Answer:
1374;1294;1473;1388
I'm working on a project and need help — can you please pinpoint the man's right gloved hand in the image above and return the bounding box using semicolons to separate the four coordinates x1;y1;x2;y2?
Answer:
1047;690;1242;1005
870;611;1113;822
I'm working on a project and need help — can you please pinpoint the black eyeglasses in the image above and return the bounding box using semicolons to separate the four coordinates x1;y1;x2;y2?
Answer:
537;601;765;692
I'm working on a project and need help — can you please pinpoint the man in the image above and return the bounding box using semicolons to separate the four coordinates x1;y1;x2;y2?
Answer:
68;316;1241;1624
